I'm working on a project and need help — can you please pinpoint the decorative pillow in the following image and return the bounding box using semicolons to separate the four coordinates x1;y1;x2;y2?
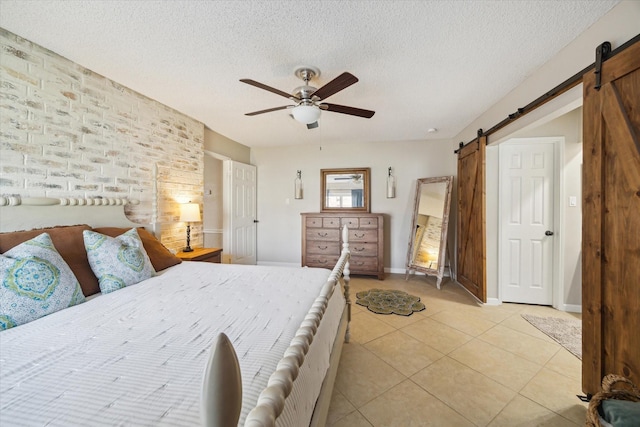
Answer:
0;233;85;330
83;228;155;294
0;224;101;297
92;227;181;271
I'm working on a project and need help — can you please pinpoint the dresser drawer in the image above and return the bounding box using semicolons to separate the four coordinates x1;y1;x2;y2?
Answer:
348;229;378;242
349;256;379;271
349;242;378;257
306;255;340;268
306;217;324;228
341;217;360;228
306;228;340;241
322;217;340;228
307;241;340;255
358;217;379;229
342;216;379;229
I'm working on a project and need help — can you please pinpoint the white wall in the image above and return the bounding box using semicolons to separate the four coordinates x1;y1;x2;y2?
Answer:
203;155;223;248
204;128;250;164
251;139;458;270
454;1;640;145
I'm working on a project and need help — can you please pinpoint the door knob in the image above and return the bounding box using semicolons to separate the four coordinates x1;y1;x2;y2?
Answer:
545;230;554;236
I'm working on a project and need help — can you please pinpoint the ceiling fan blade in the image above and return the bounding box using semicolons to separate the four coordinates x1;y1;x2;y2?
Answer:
312;72;358;100
240;79;298;100
245;106;289;116
323;103;375;118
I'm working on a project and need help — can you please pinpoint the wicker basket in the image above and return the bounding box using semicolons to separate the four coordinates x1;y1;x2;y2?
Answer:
586;374;640;427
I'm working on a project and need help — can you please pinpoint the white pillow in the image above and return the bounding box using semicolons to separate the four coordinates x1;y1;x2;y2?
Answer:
0;233;85;330
83;228;155;294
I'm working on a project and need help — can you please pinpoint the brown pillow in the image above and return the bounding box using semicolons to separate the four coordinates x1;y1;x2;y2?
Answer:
92;227;182;272
0;224;101;297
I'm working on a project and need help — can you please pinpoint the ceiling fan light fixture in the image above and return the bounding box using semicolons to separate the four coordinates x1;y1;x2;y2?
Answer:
292;105;321;124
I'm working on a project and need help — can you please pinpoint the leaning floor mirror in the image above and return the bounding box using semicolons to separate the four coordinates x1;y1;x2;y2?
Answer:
405;176;454;288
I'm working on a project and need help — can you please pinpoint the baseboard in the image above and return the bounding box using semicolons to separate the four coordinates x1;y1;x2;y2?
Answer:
202;228;223;234
485;298;502;306
561;304;582;313
386;267;411;274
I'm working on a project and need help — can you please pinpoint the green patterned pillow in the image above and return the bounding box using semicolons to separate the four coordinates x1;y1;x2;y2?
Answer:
83;228;155;294
0;233;85;330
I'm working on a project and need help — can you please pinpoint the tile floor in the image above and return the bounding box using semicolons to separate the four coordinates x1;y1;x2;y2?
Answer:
326;274;586;427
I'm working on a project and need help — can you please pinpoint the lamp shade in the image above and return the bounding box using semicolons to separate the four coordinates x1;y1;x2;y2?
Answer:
291;105;321;124
180;203;201;222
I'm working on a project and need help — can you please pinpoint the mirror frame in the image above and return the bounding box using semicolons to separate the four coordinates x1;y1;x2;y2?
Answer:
320;167;371;213
406;175;454;288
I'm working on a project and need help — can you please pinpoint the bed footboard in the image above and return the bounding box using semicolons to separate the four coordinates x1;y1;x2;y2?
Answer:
202;333;243;426
202;226;351;427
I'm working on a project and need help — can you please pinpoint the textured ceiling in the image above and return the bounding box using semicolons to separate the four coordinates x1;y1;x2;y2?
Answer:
0;0;619;148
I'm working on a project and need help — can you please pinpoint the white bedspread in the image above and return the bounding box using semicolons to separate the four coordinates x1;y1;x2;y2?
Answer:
0;262;345;426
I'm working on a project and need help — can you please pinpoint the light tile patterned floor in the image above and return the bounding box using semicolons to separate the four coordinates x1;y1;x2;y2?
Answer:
327;274;585;427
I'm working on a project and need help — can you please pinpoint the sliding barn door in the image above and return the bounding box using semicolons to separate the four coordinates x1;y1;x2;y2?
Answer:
582;40;640;395
457;136;487;302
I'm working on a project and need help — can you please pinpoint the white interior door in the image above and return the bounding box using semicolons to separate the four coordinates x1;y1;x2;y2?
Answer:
223;160;257;265
499;140;555;304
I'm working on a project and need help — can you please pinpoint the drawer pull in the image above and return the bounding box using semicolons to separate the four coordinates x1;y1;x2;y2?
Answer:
317;232;328;237
355;233;365;238
317;245;328;250
354;247;365;252
317;259;328;264
354;261;364;265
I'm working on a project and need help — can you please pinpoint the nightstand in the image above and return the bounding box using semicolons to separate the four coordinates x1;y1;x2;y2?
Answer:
176;247;222;263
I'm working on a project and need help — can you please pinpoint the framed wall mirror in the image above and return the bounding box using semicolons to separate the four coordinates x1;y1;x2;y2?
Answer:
321;168;371;212
406;176;454;288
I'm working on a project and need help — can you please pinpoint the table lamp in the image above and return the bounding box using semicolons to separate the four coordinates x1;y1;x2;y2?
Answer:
180;202;201;252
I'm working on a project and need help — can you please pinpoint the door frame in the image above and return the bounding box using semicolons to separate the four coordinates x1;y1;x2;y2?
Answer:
497;137;564;309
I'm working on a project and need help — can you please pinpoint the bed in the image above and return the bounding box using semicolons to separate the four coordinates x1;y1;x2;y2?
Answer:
0;197;352;427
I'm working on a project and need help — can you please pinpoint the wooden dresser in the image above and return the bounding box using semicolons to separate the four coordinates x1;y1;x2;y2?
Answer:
301;212;384;279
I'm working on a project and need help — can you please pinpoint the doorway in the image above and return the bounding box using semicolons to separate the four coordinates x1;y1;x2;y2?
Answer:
498;138;560;305
204;152;258;265
223;160;257;265
487;105;583;311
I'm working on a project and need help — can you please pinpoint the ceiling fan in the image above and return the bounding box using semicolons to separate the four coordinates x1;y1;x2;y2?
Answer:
240;66;375;129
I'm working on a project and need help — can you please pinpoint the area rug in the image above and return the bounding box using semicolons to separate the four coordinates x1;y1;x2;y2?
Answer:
355;288;425;316
521;314;582;359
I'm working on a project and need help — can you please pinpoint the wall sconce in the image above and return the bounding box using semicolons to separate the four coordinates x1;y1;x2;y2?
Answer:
294;170;303;199
179;202;201;252
387;167;396;198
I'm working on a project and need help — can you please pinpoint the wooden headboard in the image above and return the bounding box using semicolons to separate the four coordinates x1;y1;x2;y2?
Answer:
0;197;144;232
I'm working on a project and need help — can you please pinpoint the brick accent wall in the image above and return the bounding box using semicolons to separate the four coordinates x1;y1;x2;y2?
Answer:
0;28;204;251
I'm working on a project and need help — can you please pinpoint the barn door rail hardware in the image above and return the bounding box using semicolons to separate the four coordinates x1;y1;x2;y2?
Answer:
454;33;640;154
594;41;612;90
